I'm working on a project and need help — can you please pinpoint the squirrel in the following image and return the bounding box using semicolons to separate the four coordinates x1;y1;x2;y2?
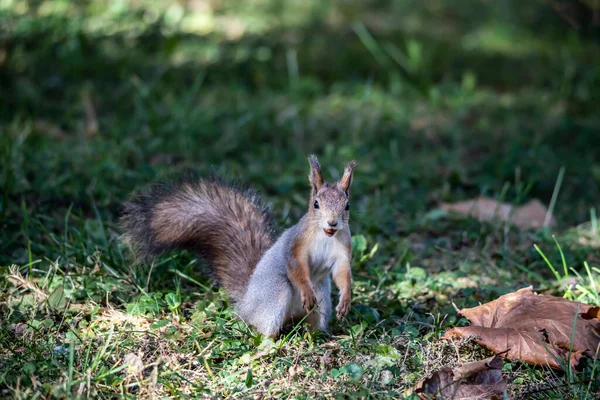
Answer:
120;155;356;338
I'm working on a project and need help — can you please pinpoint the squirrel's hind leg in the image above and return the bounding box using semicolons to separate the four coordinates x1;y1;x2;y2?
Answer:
238;277;292;338
255;289;292;338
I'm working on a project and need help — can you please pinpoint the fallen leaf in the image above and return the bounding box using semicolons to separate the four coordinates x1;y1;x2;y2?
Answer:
511;199;555;229
442;287;600;368
441;197;512;222
439;197;556;229
452;353;504;381
413;354;507;399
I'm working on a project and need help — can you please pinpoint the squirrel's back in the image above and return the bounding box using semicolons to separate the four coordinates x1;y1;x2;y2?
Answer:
120;174;275;301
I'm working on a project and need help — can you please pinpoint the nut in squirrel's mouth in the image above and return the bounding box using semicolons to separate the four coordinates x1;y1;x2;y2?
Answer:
323;228;337;237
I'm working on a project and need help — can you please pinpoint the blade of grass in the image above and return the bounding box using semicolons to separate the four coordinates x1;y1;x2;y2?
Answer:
171;269;212;292
534;244;562;282
545;166;565;228
552;235;573;299
552;236;569;279
583;262;600;305
352;21;391;68
90;326;114;374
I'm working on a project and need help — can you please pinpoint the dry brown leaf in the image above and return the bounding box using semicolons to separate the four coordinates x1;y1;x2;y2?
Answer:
442;287;600;369
452;353;504;381
439;197;556;229
511;199;555;229
414;354;507;399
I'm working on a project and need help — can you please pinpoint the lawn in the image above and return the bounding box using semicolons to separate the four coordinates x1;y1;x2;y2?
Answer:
1;0;600;398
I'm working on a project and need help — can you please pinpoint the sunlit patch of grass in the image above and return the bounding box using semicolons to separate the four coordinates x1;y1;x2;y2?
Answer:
461;24;550;56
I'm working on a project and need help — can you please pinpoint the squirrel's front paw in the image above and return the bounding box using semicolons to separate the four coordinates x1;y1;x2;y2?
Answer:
336;296;351;319
301;288;317;311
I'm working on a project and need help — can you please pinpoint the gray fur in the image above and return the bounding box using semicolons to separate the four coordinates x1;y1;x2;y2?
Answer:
236;216;335;336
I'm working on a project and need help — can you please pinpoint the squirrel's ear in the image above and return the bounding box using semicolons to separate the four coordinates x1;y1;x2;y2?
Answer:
339;160;356;195
308;155;323;194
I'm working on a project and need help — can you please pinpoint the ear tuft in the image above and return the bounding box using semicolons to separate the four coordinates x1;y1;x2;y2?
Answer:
308;155;323;194
339;160;356;194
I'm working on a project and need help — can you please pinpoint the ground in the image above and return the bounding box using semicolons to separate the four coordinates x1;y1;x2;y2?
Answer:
1;0;600;398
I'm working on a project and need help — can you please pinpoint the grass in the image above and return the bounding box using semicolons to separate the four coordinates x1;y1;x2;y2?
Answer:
1;0;600;398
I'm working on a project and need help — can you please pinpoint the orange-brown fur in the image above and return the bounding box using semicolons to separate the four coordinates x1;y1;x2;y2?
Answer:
333;258;352;318
288;228;318;312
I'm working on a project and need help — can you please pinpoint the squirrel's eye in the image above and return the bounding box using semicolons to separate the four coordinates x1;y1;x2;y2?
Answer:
314;200;319;209
345;202;350;211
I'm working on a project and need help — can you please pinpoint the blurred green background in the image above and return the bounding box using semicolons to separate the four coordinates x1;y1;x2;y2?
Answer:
2;1;600;230
2;0;600;397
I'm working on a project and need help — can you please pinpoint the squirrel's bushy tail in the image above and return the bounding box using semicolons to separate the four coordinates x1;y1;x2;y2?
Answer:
120;175;275;302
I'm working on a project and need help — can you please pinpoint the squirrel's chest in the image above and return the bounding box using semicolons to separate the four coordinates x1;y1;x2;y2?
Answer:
307;237;345;280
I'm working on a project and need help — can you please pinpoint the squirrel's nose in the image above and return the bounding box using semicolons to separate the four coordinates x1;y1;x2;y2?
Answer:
328;220;338;227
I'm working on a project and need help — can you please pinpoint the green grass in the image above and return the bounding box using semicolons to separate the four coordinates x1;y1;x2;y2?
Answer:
2;0;600;398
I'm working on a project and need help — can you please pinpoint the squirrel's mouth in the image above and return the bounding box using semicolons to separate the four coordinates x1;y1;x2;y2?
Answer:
323;228;337;237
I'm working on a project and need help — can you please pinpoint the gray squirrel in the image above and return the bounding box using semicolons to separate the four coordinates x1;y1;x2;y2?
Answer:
121;155;356;337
